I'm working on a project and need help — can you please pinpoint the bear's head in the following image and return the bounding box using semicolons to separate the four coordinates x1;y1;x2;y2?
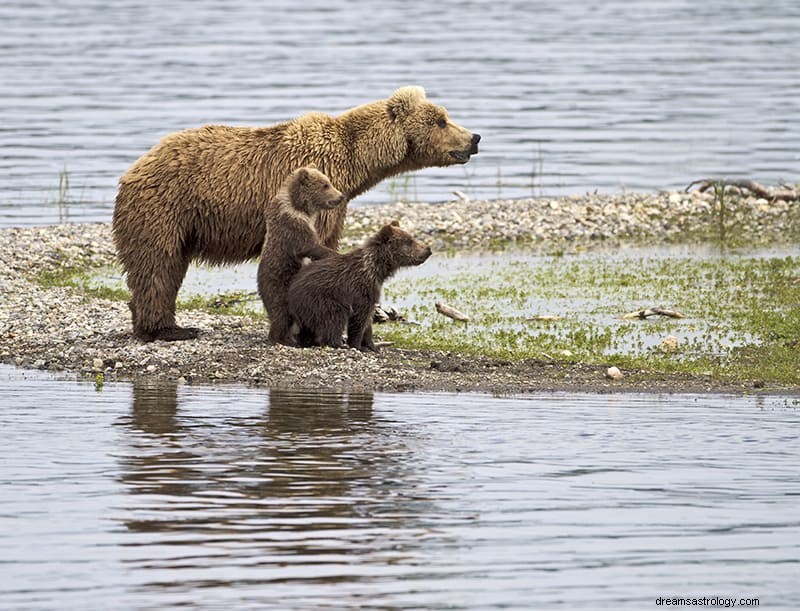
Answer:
372;220;432;270
288;166;346;216
387;86;480;168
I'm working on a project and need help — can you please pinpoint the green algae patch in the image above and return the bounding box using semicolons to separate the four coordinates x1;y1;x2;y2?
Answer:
378;247;800;385
35;265;131;303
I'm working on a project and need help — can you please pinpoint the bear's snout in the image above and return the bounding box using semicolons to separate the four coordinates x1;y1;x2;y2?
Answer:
326;194;347;209
416;246;433;264
470;133;481;154
448;131;480;163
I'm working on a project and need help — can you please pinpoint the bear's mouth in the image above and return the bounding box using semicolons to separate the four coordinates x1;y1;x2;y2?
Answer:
449;149;473;163
449;137;480;163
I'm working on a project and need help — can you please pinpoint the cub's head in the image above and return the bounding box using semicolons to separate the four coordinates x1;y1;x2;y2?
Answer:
387;86;480;168
372;220;432;269
287;167;346;216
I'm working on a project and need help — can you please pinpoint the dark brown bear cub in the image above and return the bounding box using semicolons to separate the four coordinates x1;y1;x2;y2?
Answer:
257;167;345;345
287;221;431;351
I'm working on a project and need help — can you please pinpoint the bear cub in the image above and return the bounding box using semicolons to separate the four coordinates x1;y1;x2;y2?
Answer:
287;221;432;352
257;167;345;345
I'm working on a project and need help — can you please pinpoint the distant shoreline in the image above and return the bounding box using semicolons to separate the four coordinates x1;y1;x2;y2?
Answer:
1;190;798;395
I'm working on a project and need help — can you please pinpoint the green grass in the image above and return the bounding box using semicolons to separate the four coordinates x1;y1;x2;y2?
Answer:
36;262;263;317
377;250;800;385
36;266;130;302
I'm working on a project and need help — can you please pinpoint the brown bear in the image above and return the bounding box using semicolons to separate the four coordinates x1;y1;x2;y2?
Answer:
112;86;479;341
286;221;432;352
257;167;344;346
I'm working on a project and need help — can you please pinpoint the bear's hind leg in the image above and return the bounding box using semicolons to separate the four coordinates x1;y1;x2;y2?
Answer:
127;253;198;342
314;308;348;349
260;285;295;346
267;309;295;346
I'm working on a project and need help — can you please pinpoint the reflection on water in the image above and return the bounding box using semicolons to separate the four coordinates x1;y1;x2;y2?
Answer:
1;366;800;609
1;0;799;224
116;380;444;606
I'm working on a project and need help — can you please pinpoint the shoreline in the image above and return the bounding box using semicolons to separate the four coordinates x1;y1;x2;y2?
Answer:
1;190;799;395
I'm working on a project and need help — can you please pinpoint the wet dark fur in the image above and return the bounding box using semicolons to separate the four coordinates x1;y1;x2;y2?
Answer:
287;222;431;352
257;168;344;345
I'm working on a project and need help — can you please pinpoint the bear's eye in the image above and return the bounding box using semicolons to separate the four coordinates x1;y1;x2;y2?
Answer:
436;118;447;129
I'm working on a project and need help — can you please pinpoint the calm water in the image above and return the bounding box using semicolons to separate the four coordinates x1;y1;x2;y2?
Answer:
1;0;799;225
1;365;799;609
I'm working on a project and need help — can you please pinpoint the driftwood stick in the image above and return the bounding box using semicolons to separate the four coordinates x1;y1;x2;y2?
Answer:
621;307;686;320
435;300;470;322
685;178;800;201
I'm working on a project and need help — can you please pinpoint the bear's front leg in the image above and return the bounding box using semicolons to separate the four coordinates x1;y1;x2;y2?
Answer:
360;323;376;352
347;303;377;352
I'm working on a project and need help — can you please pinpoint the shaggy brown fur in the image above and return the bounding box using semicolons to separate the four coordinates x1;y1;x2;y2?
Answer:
112;86;479;341
257;167;344;345
286;221;432;352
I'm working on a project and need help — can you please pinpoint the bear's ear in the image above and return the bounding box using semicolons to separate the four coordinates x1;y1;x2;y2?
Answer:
387;86;426;121
295;167;310;182
377;223;397;242
390;220;400;227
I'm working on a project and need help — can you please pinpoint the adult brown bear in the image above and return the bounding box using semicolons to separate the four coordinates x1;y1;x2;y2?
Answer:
112;86;479;341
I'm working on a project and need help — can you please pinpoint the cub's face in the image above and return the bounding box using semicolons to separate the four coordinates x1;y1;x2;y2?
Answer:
291;167;346;215
388;88;480;168
378;221;433;268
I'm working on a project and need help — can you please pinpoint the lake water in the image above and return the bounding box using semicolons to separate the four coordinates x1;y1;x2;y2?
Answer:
1;0;799;225
1;364;799;609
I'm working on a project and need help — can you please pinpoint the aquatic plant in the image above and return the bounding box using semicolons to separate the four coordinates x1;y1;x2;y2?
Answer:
54;168;71;223
712;180;727;243
386;174;418;203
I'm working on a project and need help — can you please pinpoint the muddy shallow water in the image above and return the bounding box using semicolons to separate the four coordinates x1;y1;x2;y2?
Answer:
1;365;799;609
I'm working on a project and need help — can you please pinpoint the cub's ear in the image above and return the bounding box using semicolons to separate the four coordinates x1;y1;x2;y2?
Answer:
377;223;397;242
295;167;310;183
387;86;426;121
390;220;400;227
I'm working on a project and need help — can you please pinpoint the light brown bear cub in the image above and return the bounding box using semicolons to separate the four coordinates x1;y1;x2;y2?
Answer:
287;221;431;352
112;86;478;341
257;167;345;345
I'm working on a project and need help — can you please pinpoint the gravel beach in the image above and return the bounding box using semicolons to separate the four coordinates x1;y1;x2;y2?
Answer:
1;189;798;395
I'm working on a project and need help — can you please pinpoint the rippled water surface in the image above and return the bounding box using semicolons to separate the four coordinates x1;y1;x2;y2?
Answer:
1;365;799;609
1;0;799;225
